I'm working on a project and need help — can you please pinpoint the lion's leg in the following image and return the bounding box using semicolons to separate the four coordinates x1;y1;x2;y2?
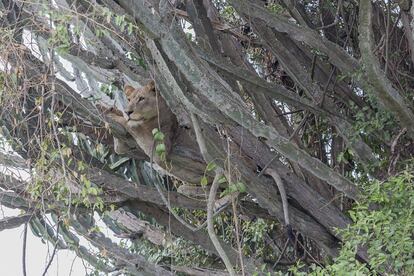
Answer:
113;137;131;154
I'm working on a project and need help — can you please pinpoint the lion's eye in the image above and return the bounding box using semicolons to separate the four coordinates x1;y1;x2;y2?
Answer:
137;96;145;102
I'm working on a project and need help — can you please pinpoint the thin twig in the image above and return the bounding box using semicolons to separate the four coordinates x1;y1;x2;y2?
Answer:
310;55;317;80
289;113;309;141
272;238;289;269
317;0;342;30
22;222;28;276
296;238;323;267
232;199;244;275
42;221;60;276
318;67;336;107
68;255;78;276
384;0;391;75
227;135;244;275
256;154;279;179
388;128;407;175
276;109;304;118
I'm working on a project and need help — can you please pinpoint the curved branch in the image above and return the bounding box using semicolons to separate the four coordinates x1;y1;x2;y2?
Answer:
192;113;236;274
265;168;292;240
359;1;414;139
207;172;236;276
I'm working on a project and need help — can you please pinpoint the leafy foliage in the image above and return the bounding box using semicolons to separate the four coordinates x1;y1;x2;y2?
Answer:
294;168;414;275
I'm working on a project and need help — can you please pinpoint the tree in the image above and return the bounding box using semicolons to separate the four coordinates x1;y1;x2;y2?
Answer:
0;0;413;274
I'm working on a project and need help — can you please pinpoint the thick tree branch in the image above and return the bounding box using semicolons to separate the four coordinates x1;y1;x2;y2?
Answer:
0;214;31;231
228;0;359;73
359;1;414;139
71;211;173;276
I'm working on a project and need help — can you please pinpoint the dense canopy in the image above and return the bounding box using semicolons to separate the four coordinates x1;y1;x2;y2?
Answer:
1;0;414;275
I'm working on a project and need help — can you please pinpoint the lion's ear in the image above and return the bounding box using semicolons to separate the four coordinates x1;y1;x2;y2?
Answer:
145;80;156;93
124;85;136;97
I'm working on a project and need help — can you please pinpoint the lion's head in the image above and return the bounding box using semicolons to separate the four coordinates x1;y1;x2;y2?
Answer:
124;80;159;128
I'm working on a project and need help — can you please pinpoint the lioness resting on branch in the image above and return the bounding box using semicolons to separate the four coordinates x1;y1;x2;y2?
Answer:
110;80;176;161
102;80;206;183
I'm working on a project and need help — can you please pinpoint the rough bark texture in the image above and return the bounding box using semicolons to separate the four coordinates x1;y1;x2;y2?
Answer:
0;0;413;274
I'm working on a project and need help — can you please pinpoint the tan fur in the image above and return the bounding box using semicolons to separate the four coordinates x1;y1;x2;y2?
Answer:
108;81;176;161
103;80;207;184
124;81;159;129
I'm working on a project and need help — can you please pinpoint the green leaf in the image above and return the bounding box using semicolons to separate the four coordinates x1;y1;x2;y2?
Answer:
155;144;166;155
218;175;227;184
220;189;230;198
200;176;208;186
228;184;238;193
153;132;165;141
206;162;216;172
89;187;98;196
235;182;246;193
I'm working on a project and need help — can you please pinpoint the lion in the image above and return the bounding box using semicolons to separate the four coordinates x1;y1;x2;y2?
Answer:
107;80;177;162
102;80;208;184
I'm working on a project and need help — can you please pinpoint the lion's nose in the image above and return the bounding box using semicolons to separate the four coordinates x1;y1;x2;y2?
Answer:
126;111;133;116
